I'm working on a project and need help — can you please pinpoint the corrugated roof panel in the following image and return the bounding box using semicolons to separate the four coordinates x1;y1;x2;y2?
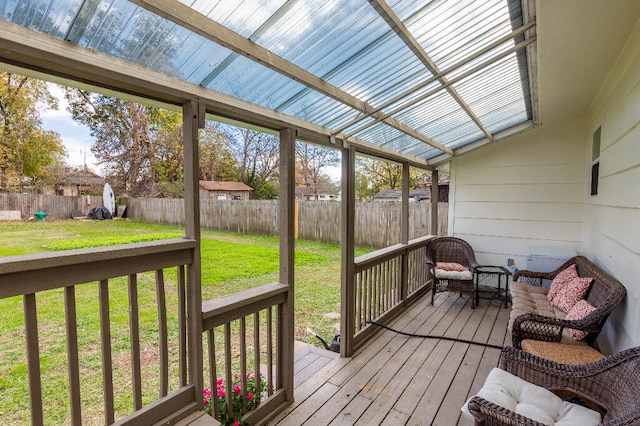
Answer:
401;0;513;70
249;0;432;106
274;89;360;125
181;0;286;38
452;54;529;134
1;0;81;37
74;0;233;83
356;122;427;155
282;94;361;128
205;53;361;126
389;89;478;147
206;54;302;104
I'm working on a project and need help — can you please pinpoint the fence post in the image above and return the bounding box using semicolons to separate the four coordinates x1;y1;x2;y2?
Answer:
294;199;299;239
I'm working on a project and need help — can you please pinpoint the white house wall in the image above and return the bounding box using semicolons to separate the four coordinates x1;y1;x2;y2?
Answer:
583;18;640;352
449;115;587;269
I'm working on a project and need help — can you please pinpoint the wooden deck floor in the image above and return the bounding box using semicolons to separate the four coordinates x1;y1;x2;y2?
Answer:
271;290;511;426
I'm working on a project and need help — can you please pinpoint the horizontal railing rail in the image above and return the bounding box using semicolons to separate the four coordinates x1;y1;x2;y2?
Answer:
0;238;197;425
201;282;290;426
350;235;434;352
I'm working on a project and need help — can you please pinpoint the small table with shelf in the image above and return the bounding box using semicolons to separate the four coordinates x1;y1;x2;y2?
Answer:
474;265;512;308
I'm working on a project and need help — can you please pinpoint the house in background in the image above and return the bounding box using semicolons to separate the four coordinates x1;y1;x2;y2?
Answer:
374;189;430;202
295;186;337;201
374;182;449;202
199;180;253;200
55;169;105;196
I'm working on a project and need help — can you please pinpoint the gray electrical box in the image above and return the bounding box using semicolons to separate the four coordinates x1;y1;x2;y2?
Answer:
526;246;577;287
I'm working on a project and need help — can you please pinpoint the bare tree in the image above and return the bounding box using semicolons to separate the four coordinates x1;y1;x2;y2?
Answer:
225;126;279;199
65;89;183;197
295;141;339;200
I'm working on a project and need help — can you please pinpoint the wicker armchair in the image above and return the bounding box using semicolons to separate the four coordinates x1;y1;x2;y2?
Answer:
425;236;479;308
466;346;640;425
511;256;626;348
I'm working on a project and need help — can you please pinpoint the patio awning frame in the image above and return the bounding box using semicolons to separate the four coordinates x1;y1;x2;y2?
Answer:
0;0;538;169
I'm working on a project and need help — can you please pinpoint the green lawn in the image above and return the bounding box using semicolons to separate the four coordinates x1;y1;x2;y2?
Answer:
0;219;370;424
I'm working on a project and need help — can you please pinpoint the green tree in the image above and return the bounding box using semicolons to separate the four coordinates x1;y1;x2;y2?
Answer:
355;156;430;200
0;73;66;191
199;122;239;182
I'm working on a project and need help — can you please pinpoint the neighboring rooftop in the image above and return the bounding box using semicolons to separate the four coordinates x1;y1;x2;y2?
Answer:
199;181;254;192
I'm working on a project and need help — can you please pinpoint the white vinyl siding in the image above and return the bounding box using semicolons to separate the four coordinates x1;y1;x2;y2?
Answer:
449;116;587;268
584;20;640;351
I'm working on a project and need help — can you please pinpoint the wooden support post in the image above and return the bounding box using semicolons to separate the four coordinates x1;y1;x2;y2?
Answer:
183;99;203;407
400;162;409;302
278;127;296;400
431;169;439;236
340;146;356;357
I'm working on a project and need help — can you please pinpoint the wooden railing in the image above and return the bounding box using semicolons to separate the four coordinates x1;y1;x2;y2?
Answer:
201;282;291;425
349;236;434;352
0;238;199;425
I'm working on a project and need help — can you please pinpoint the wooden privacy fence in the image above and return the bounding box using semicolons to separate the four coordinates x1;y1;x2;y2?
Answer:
128;198;448;248
0;194;449;247
0;193;103;220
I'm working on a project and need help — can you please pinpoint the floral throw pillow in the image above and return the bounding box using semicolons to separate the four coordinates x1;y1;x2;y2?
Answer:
547;264;578;302
551;277;593;313
436;262;466;272
565;299;597;340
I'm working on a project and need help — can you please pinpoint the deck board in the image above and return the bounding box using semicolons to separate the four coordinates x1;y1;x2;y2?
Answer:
271;289;511;426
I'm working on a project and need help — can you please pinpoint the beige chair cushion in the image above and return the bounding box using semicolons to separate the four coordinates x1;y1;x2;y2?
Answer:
434;269;473;280
462;368;601;425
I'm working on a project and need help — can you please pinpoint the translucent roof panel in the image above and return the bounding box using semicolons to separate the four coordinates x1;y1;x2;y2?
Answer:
1;0;82;38
76;0;236;83
181;0;286;38
396;0;516;70
452;54;530;135
0;0;536;164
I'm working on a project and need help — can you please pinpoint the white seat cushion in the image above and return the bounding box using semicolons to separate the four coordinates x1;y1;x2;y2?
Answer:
462;368;601;425
434;268;473;280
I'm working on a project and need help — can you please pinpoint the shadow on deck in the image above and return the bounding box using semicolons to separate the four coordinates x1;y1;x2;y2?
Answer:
272;290;511;426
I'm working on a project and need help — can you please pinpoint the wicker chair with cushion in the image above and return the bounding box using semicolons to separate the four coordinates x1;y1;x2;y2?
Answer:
426;236;480;308
463;346;640;425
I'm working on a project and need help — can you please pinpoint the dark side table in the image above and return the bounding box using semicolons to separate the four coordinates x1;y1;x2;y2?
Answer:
474;265;512;308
